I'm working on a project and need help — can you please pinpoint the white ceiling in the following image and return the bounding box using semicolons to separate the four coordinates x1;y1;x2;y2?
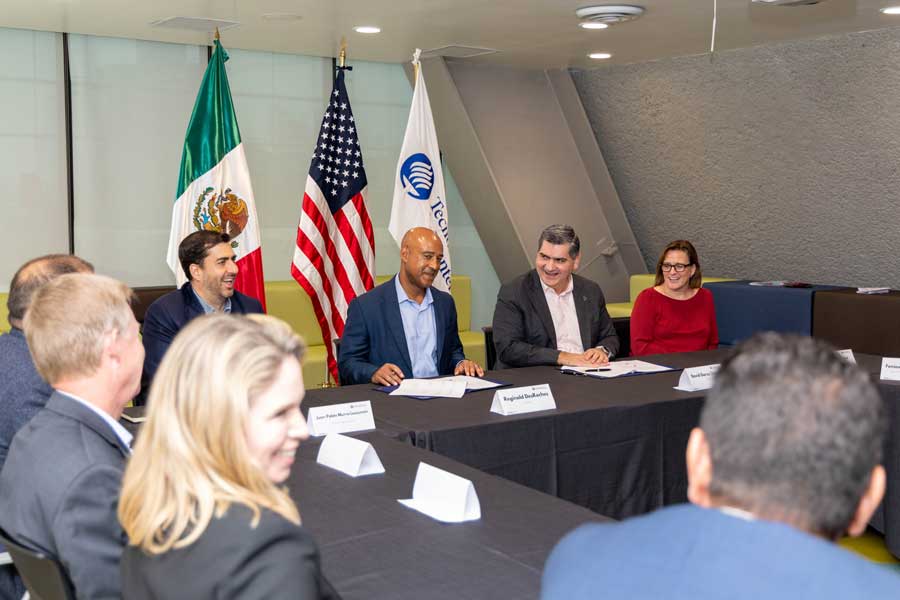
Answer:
2;0;900;69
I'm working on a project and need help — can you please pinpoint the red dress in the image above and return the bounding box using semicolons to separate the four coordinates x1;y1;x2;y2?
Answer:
630;287;718;356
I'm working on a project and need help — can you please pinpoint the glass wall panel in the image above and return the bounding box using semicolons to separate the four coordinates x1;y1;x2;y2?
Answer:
69;35;206;285
0;28;67;292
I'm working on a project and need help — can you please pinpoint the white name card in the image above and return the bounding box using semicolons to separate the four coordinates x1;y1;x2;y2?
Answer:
489;384;556;416
674;364;720;392
316;433;384;477
307;401;375;437
880;358;900;381
398;462;481;523
837;349;857;364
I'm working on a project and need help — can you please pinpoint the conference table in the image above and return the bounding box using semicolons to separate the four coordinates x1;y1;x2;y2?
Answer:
304;350;726;519
704;280;848;345
288;432;606;600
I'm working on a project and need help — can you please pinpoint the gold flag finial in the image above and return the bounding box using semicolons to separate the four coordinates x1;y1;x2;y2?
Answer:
339;37;347;67
214;27;220;41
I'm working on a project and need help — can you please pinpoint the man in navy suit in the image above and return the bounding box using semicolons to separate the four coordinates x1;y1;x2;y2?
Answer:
0;273;143;599
542;333;900;599
141;230;263;395
338;227;483;386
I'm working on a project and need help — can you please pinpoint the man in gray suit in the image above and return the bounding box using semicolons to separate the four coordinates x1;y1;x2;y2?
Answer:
492;224;619;369
0;273;142;599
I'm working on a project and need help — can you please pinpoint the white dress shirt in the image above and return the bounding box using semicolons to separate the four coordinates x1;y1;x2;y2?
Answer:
541;277;584;354
57;390;133;452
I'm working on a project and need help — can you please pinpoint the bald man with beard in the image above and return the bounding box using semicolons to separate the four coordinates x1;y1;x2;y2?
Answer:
338;227;483;386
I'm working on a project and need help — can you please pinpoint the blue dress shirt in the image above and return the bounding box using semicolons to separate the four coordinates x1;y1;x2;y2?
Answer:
394;277;439;378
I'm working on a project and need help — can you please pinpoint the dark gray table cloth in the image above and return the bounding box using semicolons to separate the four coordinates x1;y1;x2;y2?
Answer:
304;350;730;519
288;431;606;600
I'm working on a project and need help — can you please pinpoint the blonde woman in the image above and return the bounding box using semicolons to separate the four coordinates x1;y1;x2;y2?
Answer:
118;314;334;599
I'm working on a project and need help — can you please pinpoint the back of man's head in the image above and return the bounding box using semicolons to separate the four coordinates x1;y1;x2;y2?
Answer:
700;333;885;539
7;254;94;328
24;273;135;385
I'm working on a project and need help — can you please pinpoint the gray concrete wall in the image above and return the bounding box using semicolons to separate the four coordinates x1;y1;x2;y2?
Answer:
572;27;900;287
442;61;638;301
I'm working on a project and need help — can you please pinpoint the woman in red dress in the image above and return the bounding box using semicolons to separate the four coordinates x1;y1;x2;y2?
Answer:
630;240;718;356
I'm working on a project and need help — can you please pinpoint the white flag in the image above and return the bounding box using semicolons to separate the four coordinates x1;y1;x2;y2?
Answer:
389;49;451;292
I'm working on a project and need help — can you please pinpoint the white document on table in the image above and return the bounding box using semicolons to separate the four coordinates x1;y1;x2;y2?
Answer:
390;378;467;398
561;360;672;379
398;462;481;523
440;375;504;391
316;433;385;477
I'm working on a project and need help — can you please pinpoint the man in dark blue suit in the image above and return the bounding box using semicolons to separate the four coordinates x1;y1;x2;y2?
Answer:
338;227;483;386
543;333;900;599
141;231;263;395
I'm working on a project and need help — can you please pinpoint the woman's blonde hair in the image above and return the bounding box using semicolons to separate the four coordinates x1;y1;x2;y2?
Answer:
118;314;306;554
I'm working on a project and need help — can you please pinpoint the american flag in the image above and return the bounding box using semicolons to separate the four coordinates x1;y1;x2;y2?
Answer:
291;67;375;383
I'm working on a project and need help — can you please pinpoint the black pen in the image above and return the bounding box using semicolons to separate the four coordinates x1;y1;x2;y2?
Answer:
583;368;612;372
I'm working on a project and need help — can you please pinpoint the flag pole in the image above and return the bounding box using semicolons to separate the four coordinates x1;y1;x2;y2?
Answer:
319;35;347;390
214;27;220;41
412;48;420;81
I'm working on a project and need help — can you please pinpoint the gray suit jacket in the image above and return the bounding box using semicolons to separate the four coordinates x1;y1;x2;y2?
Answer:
0;392;129;600
492;270;619;369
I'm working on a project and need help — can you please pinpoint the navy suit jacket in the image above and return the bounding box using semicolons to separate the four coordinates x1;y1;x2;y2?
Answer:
141;283;263;392
0;392;131;599
542;503;900;600
338;277;467;386
0;327;53;473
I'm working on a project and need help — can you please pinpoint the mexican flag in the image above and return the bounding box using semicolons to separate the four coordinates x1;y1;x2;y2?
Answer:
167;38;266;309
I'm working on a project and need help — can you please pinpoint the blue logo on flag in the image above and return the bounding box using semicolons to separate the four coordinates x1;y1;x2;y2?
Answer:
400;153;434;201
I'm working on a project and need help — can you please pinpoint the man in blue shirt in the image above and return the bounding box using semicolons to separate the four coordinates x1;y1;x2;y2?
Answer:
338;227;483;386
542;333;900;600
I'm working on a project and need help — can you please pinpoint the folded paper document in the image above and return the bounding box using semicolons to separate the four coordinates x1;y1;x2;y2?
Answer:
561;360;672;379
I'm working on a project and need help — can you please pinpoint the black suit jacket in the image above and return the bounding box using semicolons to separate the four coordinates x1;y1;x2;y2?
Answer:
338;276;466;386
141;283;263;392
0;392;130;599
491;270;619;369
121;504;339;600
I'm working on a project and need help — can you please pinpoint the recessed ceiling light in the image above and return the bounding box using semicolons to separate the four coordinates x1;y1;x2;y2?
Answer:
353;26;381;34
881;6;900;14
589;52;612;59
580;22;610;29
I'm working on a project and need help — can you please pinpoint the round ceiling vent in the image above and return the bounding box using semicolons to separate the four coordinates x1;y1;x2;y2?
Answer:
575;4;645;25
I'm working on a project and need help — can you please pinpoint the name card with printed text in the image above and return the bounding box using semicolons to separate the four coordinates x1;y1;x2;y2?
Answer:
316;433;385;477
881;358;900;381
674;364;720;392
490;384;556;416
837;349;857;364
398;462;481;523
307;401;376;437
